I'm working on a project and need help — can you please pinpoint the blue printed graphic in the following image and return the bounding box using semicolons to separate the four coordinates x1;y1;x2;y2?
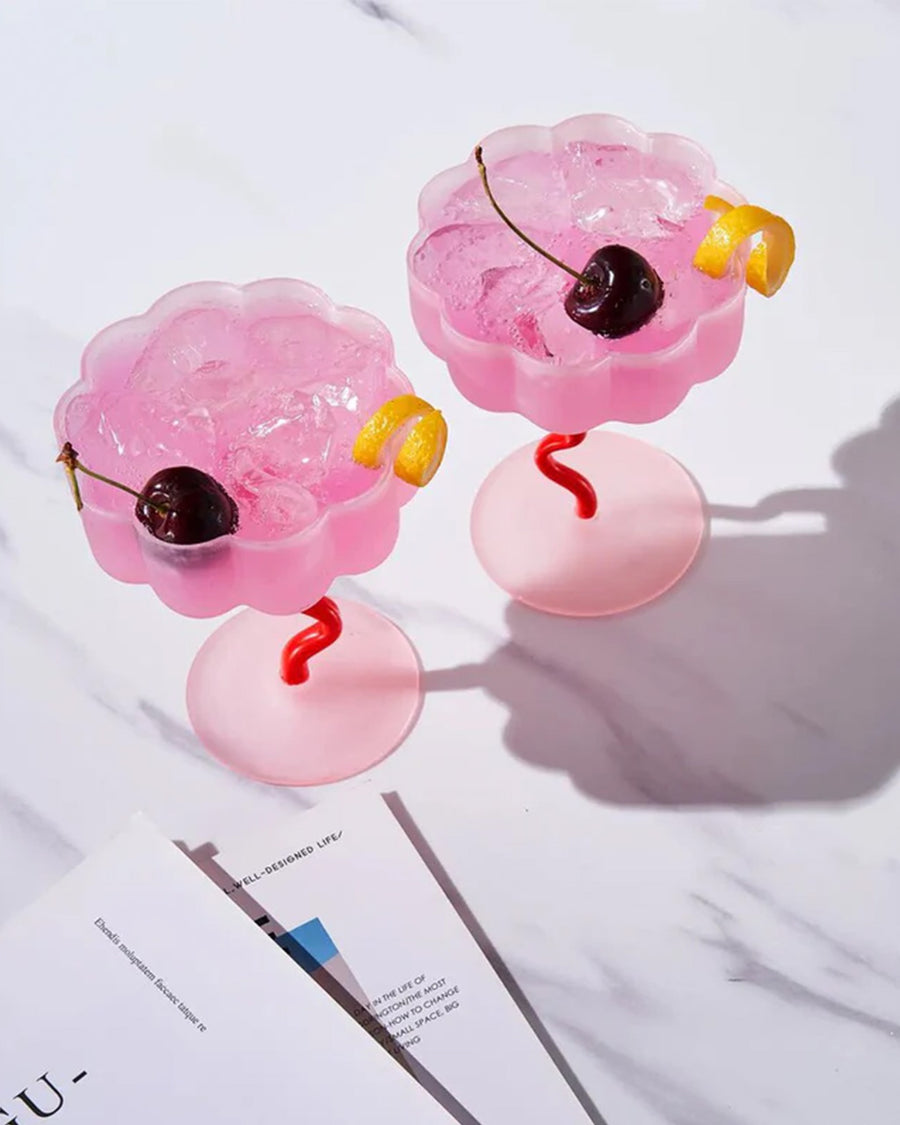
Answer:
276;917;338;973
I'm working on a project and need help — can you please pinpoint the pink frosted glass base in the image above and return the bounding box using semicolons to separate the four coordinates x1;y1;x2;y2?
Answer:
186;600;421;785
471;432;705;616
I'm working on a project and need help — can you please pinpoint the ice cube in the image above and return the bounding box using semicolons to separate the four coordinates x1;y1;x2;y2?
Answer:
561;142;704;239
413;222;556;312
181;359;253;412
309;342;385;413
300;338;389;467
235;479;321;541
509;311;550;360
561;142;626;232
226;389;336;494
64;391;218;512
538;301;605;364
130;308;245;398
247;316;354;385
474;261;564;356
442;151;567;227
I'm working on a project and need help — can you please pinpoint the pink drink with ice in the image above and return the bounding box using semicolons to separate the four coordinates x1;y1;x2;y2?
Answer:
412;142;741;363
54;281;414;618
409;118;748;434
64;306;390;540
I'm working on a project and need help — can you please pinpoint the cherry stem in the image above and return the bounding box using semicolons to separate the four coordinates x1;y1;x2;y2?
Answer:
280;597;344;686
474;145;586;284
535;433;598;520
56;442;167;516
56;443;84;511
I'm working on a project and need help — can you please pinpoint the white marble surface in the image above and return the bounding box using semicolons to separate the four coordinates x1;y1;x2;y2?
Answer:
1;1;899;1121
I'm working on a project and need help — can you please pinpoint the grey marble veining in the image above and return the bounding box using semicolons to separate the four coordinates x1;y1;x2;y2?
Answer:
0;781;80;867
348;0;410;30
721;872;899;984
690;894;900;1041
566;1033;754;1125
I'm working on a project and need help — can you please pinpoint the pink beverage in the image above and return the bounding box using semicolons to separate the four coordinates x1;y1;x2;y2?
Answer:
63;298;392;538
408;117;749;436
412;143;742;363
54;280;415;619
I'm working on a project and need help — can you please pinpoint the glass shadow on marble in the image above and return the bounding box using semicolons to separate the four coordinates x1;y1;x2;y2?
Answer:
383;794;610;1125
425;399;900;807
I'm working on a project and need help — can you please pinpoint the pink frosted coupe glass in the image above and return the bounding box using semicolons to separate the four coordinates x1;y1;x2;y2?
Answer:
408;115;750;615
54;280;424;784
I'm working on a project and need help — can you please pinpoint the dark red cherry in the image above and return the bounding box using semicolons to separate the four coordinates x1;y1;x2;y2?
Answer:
56;443;239;546
564;245;664;338
473;147;666;340
136;466;239;545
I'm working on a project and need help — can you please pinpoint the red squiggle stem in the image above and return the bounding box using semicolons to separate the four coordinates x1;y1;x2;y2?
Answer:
535;433;598;520
280;597;343;686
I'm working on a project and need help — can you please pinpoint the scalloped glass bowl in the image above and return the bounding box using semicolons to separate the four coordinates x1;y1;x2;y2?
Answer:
53;280;425;785
408;114;747;434
53;280;414;619
408;115;752;617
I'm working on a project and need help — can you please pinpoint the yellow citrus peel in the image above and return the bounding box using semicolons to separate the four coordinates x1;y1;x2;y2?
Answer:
353;394;448;487
693;196;795;297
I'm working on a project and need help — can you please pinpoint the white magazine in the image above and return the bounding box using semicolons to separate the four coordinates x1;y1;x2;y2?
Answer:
213;788;593;1125
0;815;455;1124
